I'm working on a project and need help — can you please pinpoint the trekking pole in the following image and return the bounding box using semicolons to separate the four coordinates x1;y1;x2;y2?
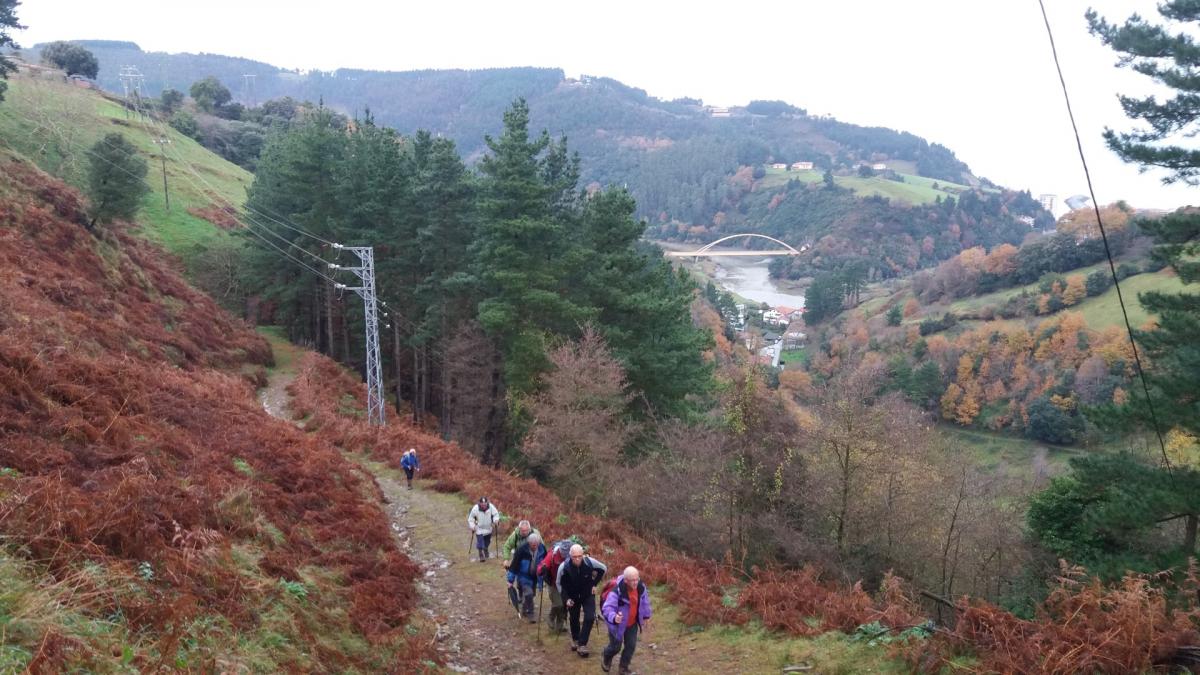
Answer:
493;517;500;560
467;528;474;560
536;579;545;643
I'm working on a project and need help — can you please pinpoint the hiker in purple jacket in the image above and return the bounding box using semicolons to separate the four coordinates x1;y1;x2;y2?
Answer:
600;567;652;675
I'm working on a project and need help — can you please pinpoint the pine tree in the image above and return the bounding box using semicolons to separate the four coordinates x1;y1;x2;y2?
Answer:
473;99;593;395
413;131;477;434
86;132;149;227
244;108;346;352
573;189;712;417
0;0;22;103
1029;453;1200;576
1032;1;1200;567
1088;4;1200;185
1088;3;1200;435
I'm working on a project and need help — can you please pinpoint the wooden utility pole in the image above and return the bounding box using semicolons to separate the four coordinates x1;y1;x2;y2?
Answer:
153;137;171;210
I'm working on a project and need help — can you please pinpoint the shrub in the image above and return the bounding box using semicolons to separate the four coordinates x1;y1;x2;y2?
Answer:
169;110;199;139
1086;269;1112;296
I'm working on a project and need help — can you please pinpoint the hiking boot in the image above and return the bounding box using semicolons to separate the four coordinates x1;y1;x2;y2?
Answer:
618;667;633;675
577;644;590;658
600;653;612;672
570;641;578;652
527;616;537;624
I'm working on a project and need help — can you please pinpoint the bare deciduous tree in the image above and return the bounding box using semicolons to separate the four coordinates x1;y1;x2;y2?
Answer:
524;326;635;513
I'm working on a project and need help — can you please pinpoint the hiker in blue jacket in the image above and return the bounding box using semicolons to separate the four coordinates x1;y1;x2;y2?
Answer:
506;532;547;622
399;448;419;489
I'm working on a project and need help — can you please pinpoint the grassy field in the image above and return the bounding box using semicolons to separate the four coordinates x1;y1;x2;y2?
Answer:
0;69;250;260
943;426;1079;484
756;166;969;205
1075;269;1186;330
941;265;1185;331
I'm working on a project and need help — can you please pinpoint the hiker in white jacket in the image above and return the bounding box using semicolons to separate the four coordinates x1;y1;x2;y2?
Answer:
467;497;501;562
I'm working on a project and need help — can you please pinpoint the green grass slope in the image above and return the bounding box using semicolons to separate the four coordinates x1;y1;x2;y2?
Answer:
757;166;971;205
0;66;249;259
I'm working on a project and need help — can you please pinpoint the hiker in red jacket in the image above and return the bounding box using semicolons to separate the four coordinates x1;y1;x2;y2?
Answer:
536;539;571;633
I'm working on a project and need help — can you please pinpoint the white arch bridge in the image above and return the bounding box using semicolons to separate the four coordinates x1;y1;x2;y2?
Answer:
664;234;807;258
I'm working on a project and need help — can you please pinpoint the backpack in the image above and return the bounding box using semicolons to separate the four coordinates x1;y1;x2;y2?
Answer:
599;577;619;604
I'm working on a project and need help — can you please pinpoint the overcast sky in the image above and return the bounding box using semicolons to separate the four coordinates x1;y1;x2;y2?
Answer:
14;0;1199;212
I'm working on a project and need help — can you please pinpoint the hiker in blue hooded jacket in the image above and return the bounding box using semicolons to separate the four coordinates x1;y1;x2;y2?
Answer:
399;448;419;489
506;532;547;622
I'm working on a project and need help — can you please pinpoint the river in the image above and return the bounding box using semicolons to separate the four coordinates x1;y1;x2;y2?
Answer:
710;257;806;309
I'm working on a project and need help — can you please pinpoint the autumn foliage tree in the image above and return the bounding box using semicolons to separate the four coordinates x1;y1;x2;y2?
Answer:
523;327;635;514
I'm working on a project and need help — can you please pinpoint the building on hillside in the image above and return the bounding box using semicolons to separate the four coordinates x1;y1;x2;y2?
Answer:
770;162;788;170
1017;215;1036;227
872;162;887;171
762;309;788;326
709;107;731;118
1039;193;1056;213
790;161;814;171
783;331;807;350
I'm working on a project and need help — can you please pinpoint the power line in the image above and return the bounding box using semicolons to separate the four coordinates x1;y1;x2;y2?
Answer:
1036;0;1172;471
126;94;339;248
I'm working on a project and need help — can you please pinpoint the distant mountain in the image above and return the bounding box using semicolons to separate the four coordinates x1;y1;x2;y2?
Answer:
29;40;1049;275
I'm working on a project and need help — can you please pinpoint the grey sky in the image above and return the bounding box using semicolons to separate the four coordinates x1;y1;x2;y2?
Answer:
15;0;1199;212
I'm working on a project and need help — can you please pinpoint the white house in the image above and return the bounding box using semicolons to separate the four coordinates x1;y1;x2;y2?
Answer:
762;309;788;326
770;162;788;170
790;161;814;171
871;162;887;171
709;107;731;118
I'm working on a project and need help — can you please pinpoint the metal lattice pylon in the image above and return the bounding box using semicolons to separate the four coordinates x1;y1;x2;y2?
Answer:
333;245;385;426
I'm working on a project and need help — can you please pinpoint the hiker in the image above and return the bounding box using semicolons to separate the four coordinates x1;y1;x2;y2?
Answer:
506;532;547;622
399;448;420;489
556;543;607;658
601;566;652;675
501;520;541;569
536;539;572;634
467;497;500;562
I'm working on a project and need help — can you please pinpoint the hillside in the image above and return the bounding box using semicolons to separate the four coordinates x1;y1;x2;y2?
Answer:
0;65;249;267
792;222;1179;451
23;42;1021;223
0;153;427;670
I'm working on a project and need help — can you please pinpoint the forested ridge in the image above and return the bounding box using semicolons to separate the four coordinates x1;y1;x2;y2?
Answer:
27;40;1001;236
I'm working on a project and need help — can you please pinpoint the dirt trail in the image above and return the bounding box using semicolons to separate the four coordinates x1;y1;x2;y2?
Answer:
257;357;817;674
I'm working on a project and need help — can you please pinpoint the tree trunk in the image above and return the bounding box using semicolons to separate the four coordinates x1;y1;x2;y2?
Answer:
440;312;452;441
422;348;431;424
412;344;421;426
312;284;322;351
1186;514;1198;556
324;282;336;359
483;352;506;466
340;298;351;368
393;321;404;415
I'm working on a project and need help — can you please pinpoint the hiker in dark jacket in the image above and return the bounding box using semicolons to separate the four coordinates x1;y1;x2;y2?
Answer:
555;544;607;658
505;533;547;622
399;448;420;489
601;567;652;675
